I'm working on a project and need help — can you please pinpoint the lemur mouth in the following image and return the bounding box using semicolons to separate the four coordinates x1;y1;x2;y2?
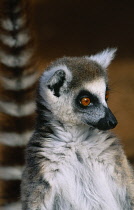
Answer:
96;108;118;130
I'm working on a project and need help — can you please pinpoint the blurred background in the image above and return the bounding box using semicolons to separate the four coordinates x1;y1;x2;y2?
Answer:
0;0;134;208
32;0;134;161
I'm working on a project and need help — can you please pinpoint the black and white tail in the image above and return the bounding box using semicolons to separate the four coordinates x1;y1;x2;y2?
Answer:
0;0;40;208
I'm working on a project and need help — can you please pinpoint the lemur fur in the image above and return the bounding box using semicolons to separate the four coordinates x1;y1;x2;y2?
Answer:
21;48;134;210
0;0;39;208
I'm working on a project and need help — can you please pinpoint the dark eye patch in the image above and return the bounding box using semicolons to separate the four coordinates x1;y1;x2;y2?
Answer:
105;86;110;101
75;90;99;109
106;86;110;92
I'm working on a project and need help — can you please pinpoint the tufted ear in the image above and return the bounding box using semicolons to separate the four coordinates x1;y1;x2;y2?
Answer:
89;48;117;69
47;70;66;97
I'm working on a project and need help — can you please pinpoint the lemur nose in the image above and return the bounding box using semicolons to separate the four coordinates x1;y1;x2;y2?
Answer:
107;108;118;128
108;117;117;129
97;108;118;130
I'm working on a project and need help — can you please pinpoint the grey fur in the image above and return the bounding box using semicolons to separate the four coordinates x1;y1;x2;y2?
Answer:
21;49;134;210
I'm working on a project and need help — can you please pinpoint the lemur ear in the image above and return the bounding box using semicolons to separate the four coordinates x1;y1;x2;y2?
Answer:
47;70;66;97
89;48;117;69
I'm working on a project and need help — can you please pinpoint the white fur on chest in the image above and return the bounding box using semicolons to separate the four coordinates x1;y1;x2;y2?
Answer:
54;148;122;210
41;127;126;210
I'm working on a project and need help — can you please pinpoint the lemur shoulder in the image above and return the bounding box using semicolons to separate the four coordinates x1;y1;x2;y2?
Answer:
21;49;134;210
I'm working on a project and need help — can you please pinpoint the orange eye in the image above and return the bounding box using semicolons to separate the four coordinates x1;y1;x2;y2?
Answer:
105;90;109;101
80;97;91;106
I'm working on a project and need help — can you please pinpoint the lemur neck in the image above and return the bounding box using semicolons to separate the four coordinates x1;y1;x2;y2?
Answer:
35;94;107;143
60;123;95;143
36;101;97;143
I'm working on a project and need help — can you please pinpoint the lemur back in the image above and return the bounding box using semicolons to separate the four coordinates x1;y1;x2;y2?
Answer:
0;0;40;208
21;49;134;210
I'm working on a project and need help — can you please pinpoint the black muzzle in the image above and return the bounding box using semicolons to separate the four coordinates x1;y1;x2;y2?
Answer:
97;108;118;130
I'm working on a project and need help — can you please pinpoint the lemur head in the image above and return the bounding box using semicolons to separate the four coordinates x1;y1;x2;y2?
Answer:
39;48;117;130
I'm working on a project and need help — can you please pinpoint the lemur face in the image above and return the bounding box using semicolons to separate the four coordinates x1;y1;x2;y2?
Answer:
73;78;117;130
40;48;117;130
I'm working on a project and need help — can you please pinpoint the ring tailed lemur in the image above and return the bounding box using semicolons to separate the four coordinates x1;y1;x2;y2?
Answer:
21;49;134;210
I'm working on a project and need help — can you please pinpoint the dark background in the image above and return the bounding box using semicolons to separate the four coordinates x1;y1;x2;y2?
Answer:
31;0;134;60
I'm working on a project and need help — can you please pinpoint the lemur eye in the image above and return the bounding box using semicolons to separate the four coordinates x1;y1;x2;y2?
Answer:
105;90;109;101
80;97;91;106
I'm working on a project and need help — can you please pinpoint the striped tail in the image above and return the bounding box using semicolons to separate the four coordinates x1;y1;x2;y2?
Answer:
0;0;40;208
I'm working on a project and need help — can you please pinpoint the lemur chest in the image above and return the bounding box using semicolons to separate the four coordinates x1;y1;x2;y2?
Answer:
44;143;123;210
